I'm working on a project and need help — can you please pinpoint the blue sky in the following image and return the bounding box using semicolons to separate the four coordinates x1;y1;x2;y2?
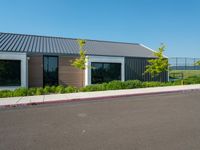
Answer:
0;0;199;57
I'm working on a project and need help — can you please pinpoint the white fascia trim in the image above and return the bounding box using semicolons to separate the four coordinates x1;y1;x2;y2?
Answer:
0;52;28;89
139;44;168;58
85;55;125;86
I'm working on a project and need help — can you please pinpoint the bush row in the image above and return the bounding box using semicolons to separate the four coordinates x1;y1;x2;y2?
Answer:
80;80;182;92
0;76;200;98
182;76;200;85
0;86;78;98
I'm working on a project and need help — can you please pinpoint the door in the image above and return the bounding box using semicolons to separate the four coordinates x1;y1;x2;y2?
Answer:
43;56;58;86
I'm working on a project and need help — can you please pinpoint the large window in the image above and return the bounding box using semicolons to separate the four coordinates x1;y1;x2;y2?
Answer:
43;56;58;86
0;60;21;86
91;62;121;84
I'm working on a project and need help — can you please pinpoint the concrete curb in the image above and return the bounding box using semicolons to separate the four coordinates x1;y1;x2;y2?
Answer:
1;86;200;108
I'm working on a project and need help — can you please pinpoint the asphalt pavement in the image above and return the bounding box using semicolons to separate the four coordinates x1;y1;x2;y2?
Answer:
0;91;200;150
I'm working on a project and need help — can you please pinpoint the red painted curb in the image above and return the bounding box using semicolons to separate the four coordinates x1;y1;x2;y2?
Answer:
1;88;199;108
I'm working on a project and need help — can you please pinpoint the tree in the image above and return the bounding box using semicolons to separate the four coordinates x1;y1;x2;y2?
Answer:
194;60;200;66
71;39;87;87
72;39;87;70
144;44;169;81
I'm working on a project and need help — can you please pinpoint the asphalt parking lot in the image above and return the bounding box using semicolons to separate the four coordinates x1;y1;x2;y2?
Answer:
0;91;200;150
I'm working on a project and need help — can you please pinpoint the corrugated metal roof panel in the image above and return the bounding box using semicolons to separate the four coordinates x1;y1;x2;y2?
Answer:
0;32;156;57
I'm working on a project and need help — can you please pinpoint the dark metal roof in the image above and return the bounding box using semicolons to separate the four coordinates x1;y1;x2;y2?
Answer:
0;32;156;57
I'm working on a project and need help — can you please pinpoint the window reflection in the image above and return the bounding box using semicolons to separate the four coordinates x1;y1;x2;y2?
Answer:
43;56;58;86
0;60;21;86
91;62;121;84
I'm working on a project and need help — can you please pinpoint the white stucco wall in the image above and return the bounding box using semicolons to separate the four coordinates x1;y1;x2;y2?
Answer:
0;52;28;90
85;55;125;86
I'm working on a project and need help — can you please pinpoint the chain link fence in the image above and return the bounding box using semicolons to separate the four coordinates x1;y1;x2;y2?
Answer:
169;57;200;80
169;57;200;70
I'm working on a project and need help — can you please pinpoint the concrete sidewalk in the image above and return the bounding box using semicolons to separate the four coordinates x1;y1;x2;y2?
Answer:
0;84;200;108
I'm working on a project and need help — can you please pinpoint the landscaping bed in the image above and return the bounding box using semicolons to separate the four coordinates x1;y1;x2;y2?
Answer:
170;70;200;79
0;76;200;98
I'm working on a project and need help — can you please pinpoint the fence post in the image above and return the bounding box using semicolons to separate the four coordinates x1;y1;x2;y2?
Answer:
185;57;187;70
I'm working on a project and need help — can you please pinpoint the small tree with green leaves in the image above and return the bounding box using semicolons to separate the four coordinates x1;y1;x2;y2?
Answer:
71;39;87;86
144;44;169;82
72;39;87;70
194;60;200;66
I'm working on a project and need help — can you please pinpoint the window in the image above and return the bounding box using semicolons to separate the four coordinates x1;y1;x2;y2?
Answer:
43;56;58;86
0;60;21;86
91;62;121;84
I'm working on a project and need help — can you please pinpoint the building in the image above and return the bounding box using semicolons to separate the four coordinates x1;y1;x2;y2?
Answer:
0;32;168;90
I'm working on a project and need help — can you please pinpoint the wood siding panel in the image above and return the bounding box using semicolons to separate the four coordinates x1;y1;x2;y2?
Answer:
59;56;84;87
28;55;43;87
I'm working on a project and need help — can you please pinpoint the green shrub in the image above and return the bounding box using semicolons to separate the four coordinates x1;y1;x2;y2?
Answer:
123;80;143;89
27;88;37;96
105;80;125;90
142;81;163;87
2;76;200;98
50;86;56;93
183;76;200;85
43;86;51;94
64;86;78;93
170;80;182;85
55;85;65;93
81;83;107;92
81;80;170;92
171;76;200;85
163;81;174;86
35;88;43;95
0;90;13;98
142;81;177;87
13;88;27;97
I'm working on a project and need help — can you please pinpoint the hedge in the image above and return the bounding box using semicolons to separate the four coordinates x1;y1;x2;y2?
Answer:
0;76;200;98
